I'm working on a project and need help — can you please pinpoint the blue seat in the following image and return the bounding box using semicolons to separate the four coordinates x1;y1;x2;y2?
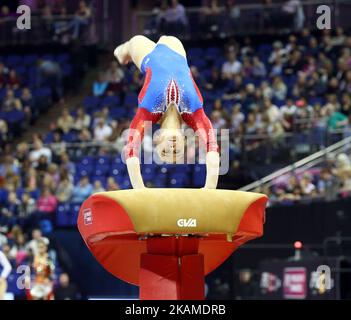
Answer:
57;53;70;63
62;131;77;143
80;156;94;166
14;65;27;75
44;132;54;143
70;203;81;225
77;163;94;176
169;173;188;188
40;219;53;234
94;164;110;176
153;174;167;188
96;156;110;165
42;54;54;61
110;107;126;119
62;64;72;76
5;110;25;123
91;176;107;187
102;96;120;107
142;164;157;182
5;54;22;67
56;203;71;227
121;179;132;189
22;54;38;66
193;165;206;187
111;155;124;165
83;96;100;110
124;93;138;107
111;164;126;177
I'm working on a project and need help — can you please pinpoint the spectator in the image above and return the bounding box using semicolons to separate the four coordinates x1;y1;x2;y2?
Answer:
210;110;226;130
18;192;36;219
222;50;242;79
25;229;50;257
252;56;267;78
205;66;224;91
163;0;187;36
54;273;81;300
37;58;63;99
60;154;76;177
317;168;338;201
105;61;124;94
71;176;93;203
106;177;120;191
93;72;108;97
272;76;287;101
56;177;74;202
29;238;54;300
92;180;105;193
1;89;22;112
71;0;92;40
8;232;28;265
57;108;74;134
20;88;35;118
326;103;348;131
0;62;9;89
50;131;66;164
263;98;280;123
0;120;8;148
36;187;58;216
73;107;91;132
299;173;316;196
230;104;244;132
281;0;304;30
78;128;92;143
93;117;112;142
29;138;52;166
7;70;21;90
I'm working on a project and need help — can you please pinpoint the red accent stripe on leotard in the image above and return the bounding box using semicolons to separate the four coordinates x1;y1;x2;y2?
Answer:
125;108;162;159
182;108;218;153
166;79;180;107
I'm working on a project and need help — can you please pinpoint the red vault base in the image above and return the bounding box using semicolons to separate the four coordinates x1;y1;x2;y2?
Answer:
140;237;204;300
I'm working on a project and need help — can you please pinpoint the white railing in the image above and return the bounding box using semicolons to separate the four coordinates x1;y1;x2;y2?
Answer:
239;134;351;191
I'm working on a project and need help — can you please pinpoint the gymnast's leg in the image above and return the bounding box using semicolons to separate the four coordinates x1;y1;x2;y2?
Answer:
114;35;156;70
0;278;7;300
157;35;187;58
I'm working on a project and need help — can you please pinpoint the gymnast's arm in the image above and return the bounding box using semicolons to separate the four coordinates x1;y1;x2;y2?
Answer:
0;250;12;280
183;109;220;189
124;109;156;189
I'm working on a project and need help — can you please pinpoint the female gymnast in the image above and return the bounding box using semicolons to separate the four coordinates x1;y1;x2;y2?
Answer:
114;35;219;189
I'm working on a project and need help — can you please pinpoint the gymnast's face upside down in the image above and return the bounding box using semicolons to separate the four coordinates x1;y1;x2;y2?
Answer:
154;128;185;164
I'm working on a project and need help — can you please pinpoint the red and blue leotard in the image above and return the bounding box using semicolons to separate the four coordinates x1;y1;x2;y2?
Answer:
125;43;218;158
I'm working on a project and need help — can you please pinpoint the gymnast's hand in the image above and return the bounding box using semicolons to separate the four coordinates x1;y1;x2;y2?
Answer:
126;156;146;189
203;151;220;189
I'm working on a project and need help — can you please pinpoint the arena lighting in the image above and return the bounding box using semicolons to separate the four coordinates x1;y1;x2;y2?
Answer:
294;241;303;249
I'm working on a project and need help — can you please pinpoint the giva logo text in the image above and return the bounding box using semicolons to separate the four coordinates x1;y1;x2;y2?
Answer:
177;218;197;227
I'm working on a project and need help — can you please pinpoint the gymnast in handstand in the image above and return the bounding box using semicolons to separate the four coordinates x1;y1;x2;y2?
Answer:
114;35;219;189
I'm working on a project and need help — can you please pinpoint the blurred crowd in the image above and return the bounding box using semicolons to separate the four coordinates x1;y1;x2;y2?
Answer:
262;152;351;206
144;0;305;39
0;225;80;300
0;0;93;45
